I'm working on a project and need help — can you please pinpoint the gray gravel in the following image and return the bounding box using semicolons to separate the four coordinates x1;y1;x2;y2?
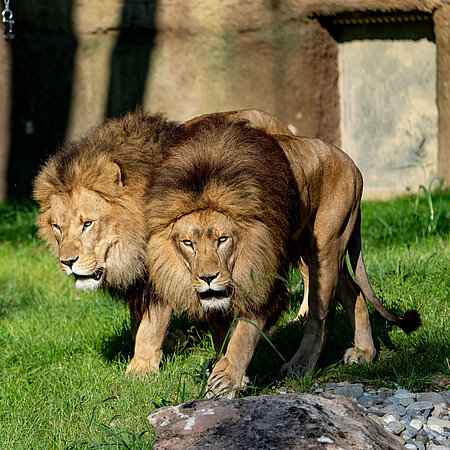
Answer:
315;382;450;449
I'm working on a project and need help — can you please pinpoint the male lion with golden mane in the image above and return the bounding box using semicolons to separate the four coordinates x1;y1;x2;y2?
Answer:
142;114;420;397
32;112;185;356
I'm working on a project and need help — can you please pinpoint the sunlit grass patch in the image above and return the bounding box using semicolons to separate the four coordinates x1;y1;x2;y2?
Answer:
0;191;448;447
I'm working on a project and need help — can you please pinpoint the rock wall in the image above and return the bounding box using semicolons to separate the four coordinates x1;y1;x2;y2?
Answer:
435;5;450;185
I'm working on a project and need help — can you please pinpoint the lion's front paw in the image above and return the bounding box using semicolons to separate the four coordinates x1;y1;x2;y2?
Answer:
343;347;376;365
206;371;249;399
206;371;237;399
125;357;153;377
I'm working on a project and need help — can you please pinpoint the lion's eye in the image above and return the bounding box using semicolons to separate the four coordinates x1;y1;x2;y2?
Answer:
182;240;193;247
82;221;93;231
218;236;228;245
52;223;61;231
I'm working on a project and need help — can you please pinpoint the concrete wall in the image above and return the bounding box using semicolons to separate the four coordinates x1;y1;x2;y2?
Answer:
0;0;448;199
339;37;437;197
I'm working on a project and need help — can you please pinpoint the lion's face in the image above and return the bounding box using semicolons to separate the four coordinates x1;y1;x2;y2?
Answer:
36;183;147;292
44;188;118;290
171;210;240;311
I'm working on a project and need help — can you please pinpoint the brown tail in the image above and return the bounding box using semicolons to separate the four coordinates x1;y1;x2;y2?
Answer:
347;210;421;334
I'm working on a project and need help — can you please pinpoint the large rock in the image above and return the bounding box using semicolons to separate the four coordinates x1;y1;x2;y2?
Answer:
148;393;404;449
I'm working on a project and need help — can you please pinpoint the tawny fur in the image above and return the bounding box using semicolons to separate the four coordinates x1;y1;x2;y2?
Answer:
33;108;419;395
145;111;420;394
32;109;299;386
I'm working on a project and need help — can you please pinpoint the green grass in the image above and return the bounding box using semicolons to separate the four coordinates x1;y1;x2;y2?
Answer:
0;191;449;448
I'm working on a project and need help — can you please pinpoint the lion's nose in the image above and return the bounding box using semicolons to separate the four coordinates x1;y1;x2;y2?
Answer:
199;272;219;285
60;256;79;268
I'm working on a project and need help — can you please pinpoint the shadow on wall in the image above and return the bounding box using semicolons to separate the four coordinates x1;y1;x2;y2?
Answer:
106;0;157;117
5;0;157;198
7;1;76;198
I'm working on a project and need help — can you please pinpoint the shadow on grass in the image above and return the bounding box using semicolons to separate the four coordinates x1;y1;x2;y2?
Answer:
247;297;400;390
0;198;38;245
99;319;135;364
99;313;211;365
98;293;437;395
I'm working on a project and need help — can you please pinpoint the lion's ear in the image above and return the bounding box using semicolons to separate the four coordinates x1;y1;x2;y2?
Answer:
97;161;124;196
111;162;124;188
107;161;123;188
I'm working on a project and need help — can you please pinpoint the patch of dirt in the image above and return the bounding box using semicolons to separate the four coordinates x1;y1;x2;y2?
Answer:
427;376;450;390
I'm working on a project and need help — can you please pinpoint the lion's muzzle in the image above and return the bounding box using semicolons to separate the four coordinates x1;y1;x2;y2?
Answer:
73;267;105;291
198;285;233;311
74;267;104;282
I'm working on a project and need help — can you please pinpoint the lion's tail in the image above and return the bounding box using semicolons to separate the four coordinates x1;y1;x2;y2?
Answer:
347;209;421;334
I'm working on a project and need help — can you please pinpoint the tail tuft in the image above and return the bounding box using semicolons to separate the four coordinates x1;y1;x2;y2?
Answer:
399;309;421;334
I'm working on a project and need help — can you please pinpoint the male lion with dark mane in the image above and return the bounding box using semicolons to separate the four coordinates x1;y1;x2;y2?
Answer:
144;117;300;396
33;109;420;398
143;115;420;397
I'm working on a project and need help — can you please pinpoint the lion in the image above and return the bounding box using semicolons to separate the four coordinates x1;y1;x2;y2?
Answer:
145;117;299;396
142;114;420;397
32;111;187;371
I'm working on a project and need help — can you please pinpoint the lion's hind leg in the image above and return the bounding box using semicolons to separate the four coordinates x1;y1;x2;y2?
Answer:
336;264;376;365
281;249;341;377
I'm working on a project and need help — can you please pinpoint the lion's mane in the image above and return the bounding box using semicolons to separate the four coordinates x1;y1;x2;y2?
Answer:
146;117;300;319
33;110;184;309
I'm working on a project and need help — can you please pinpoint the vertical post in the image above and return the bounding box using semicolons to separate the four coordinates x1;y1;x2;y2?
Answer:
0;36;11;201
434;5;450;187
